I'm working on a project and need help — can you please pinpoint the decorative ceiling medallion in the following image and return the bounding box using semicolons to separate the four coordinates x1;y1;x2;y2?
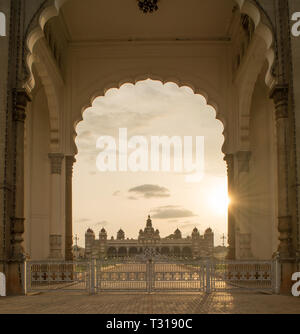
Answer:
137;0;159;14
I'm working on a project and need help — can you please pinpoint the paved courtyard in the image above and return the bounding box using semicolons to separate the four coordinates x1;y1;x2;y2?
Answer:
0;292;300;314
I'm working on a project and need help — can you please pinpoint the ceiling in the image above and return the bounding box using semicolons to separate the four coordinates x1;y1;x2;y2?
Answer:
60;0;236;42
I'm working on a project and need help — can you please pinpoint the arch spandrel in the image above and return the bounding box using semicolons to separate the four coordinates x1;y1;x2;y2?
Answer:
23;0;276;93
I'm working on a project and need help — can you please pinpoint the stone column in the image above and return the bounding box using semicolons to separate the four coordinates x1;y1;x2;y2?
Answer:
7;90;31;295
270;85;293;259
224;154;236;259
236;151;253;259
48;153;64;259
65;156;76;261
270;85;296;293
11;90;31;260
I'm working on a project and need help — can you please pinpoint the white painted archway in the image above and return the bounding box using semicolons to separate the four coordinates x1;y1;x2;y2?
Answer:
22;0;279;265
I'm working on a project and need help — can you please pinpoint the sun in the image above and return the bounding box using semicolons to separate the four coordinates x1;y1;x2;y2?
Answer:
208;185;230;216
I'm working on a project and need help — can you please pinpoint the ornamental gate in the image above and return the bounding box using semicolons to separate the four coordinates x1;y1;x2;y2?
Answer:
96;258;206;293
25;257;280;294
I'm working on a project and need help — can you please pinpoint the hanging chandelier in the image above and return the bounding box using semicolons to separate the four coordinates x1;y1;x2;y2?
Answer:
137;0;159;14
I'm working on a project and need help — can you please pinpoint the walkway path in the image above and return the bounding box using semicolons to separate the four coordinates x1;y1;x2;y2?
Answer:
0;292;299;314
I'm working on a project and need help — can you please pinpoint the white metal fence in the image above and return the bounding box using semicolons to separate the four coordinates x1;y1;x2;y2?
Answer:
25;258;280;294
26;261;90;293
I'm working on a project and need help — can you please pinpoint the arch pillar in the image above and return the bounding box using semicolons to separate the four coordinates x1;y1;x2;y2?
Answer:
270;84;295;293
65;156;76;261
7;90;31;295
235;151;253;259
224;154;236;260
11;90;31;260
48;153;64;259
270;85;293;259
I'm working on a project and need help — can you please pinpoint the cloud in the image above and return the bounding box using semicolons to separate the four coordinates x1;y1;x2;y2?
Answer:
129;184;170;199
167;219;194;225
93;220;108;228
113;191;121;196
75;218;91;224
178;222;199;230
151;206;197;219
167;219;179;223
128;196;138;201
74;80;182;162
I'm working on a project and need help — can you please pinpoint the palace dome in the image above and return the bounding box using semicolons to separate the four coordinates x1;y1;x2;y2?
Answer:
86;228;94;234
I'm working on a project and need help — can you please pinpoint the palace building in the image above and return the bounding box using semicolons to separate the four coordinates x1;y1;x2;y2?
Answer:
85;216;214;259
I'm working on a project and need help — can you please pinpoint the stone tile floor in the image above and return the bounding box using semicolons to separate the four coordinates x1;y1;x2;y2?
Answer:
0;292;299;314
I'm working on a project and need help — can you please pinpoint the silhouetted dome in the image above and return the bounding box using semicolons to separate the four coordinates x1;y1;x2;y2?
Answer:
117;229;125;240
205;228;213;233
101;228;106;233
174;228;182;239
192;227;200;239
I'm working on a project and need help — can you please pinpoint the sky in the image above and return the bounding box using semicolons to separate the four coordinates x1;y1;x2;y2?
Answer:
73;80;228;247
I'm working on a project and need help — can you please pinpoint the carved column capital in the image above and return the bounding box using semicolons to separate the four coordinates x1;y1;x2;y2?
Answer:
236;151;251;173
48;153;64;175
14;89;31;123
270;84;289;120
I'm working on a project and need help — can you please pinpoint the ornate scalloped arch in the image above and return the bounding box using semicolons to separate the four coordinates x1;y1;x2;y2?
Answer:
71;72;227;155
237;0;275;87
23;0;277;154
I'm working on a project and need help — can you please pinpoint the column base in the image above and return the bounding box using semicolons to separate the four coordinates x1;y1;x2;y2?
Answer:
6;262;25;296
279;259;297;295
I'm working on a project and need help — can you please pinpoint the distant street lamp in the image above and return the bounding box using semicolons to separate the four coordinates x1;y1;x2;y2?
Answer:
73;234;80;259
73;234;79;248
221;234;226;247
